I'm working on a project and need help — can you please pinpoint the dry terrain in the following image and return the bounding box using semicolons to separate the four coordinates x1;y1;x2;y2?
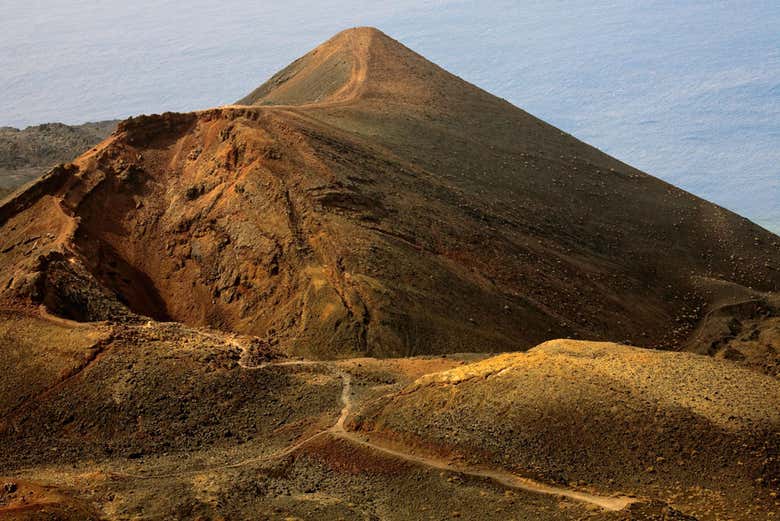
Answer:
350;340;779;519
0;121;116;198
0;27;777;520
1;28;778;358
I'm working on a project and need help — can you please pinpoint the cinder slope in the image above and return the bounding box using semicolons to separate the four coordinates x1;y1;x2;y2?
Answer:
242;27;780;349
350;340;780;519
238;29;364;107
0;310;111;420
0;27;777;359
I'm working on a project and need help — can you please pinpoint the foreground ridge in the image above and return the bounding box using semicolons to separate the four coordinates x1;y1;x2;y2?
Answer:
105;353;638;511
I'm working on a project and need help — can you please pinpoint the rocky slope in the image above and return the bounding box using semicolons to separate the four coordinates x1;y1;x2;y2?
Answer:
0;309;718;520
350;340;780;519
0;28;777;359
0;121;117;197
2;310;771;519
680;279;780;376
0;27;778;521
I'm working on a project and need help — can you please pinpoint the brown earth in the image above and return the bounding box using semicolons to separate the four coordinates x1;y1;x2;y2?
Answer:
0;308;714;519
0;478;101;520
350;340;780;519
0;26;778;521
680;278;780;376
0;27;777;359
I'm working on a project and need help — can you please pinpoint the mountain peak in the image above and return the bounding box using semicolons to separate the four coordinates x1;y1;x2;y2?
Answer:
237;27;378;107
2;27;778;362
237;26;451;108
332;26;386;38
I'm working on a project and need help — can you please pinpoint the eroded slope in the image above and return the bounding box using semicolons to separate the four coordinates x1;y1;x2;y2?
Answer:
0;28;778;359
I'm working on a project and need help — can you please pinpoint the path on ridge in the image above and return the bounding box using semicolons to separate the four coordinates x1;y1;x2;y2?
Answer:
11;323;638;512
319;361;636;512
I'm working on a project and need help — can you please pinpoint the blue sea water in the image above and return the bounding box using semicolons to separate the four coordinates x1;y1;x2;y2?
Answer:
1;1;778;232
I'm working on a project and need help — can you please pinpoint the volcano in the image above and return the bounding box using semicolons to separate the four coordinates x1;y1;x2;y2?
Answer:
0;27;777;359
0;28;778;520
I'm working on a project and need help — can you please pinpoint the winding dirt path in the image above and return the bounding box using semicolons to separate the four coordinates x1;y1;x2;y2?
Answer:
322;364;636;512
88;344;637;512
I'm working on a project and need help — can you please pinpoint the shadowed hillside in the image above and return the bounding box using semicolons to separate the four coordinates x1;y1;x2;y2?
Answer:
350;340;780;519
